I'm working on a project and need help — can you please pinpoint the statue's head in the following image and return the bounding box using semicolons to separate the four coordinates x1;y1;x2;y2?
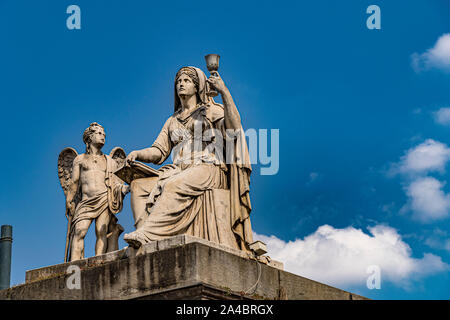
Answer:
174;66;210;113
83;122;105;153
175;67;199;99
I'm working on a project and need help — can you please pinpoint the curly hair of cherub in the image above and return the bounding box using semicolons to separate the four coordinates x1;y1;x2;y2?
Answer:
83;122;105;153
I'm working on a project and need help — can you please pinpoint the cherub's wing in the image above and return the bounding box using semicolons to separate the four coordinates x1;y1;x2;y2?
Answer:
58;148;78;195
110;147;127;169
58;147;80;262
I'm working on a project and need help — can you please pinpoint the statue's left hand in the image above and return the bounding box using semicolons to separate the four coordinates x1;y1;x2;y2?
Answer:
206;71;228;95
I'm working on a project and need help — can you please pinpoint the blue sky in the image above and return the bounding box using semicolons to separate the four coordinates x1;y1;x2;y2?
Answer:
1;0;450;299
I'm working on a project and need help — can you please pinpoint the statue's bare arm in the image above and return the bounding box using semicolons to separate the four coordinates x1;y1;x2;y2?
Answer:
221;90;241;131
206;72;242;131
126;147;163;164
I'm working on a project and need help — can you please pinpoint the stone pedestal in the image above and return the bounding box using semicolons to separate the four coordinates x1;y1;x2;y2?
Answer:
0;235;367;300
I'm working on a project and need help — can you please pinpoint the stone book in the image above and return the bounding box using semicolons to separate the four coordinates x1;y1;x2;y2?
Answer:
114;161;159;184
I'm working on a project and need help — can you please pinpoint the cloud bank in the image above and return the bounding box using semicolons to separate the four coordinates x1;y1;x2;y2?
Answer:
412;33;450;72
254;225;448;288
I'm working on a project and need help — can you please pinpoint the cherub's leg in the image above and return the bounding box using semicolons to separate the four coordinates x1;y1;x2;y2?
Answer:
106;217;124;252
95;210;111;256
71;220;91;261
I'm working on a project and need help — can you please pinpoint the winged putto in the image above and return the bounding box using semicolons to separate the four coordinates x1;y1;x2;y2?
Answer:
57;122;129;262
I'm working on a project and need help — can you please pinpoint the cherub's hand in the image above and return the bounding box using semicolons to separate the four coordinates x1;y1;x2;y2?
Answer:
206;71;228;95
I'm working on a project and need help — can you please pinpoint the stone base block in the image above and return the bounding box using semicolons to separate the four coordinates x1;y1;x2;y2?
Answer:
0;235;367;300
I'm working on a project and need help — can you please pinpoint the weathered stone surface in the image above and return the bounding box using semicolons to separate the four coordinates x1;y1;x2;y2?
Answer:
278;269;364;300
25;235;281;284
25;247;129;284
1;236;366;300
249;240;268;256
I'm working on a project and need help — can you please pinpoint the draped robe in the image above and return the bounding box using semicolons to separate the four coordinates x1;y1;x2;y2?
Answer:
126;103;253;251
71;155;125;233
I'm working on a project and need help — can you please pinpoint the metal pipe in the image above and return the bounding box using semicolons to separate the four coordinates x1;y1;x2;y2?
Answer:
0;225;13;290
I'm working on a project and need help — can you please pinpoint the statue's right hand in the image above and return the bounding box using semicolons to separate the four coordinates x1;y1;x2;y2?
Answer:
126;151;138;165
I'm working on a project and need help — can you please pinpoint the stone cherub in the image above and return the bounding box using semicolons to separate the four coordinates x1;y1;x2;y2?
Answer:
58;122;130;262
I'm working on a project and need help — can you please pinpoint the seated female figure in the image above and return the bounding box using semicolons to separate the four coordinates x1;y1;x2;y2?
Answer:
124;66;253;252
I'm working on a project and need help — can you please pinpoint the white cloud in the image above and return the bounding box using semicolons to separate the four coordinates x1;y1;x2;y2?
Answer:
433;107;450;126
412;33;450;72
389;140;450;222
254;225;448;288
405;177;450;222
394;139;450;175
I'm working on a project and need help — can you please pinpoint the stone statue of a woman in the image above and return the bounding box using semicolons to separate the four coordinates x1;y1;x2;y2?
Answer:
124;66;253;252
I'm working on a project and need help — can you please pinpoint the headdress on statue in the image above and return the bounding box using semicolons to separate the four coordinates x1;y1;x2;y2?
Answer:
173;66;216;113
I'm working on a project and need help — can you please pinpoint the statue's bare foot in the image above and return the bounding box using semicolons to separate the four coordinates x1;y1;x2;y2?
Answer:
124;232;143;249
